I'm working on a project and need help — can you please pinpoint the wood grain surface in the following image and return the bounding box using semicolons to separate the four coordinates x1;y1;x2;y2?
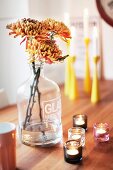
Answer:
0;80;113;170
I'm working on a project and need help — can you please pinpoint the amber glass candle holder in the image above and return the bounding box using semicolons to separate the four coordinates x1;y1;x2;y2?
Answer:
64;140;82;164
73;114;87;131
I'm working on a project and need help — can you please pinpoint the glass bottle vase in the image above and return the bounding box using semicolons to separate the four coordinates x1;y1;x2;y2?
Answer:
17;63;62;147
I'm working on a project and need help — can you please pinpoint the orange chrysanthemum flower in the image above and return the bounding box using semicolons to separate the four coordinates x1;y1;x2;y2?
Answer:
26;38;68;64
41;18;71;39
6;18;71;64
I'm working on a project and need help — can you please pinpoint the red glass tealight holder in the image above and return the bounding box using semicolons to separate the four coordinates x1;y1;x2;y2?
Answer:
93;123;109;142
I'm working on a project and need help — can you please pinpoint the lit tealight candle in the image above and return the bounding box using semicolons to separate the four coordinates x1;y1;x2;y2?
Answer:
68;127;85;147
67;149;79;155
93;123;109;142
73;114;87;131
64;140;82;164
72;134;81;140
75;119;85;126
96;128;106;135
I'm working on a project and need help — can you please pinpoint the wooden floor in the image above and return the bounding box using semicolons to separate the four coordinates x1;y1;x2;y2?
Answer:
1;80;113;170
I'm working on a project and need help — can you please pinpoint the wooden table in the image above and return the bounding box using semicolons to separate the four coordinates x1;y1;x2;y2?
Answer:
1;80;113;170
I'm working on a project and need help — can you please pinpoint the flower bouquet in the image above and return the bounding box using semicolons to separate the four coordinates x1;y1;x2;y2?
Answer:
6;18;71;146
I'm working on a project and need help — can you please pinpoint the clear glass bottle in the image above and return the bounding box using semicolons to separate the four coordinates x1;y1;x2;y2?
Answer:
17;63;62;146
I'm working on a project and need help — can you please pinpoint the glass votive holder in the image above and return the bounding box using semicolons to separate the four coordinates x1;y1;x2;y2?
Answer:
68;127;85;147
64;140;82;164
73;114;87;131
93;123;109;142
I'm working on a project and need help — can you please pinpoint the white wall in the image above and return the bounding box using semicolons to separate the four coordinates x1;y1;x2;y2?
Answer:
0;0;29;104
102;21;113;79
28;0;69;20
0;0;113;104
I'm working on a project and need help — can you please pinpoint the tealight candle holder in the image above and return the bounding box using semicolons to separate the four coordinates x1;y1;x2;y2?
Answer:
93;123;109;142
73;114;87;131
64;140;82;164
68;127;85;147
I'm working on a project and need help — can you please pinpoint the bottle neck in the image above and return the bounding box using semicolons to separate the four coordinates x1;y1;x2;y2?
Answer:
30;62;44;78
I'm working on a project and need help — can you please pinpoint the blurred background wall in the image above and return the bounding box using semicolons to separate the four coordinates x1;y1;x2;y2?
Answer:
0;0;113;105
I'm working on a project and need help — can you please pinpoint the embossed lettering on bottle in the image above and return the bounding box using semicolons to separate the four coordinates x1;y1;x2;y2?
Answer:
42;97;61;120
